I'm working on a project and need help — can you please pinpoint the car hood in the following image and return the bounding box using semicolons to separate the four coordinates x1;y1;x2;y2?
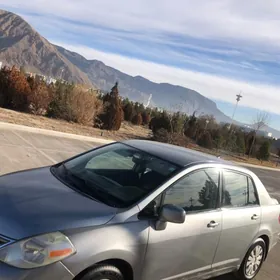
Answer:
0;167;117;240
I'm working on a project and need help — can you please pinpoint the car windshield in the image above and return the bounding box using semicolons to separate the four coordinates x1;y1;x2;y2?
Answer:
53;143;180;208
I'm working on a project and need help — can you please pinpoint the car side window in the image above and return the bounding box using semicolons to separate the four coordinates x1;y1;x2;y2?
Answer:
222;170;259;208
163;168;220;213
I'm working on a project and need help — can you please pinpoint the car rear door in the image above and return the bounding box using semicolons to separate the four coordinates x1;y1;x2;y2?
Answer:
212;169;261;272
142;168;223;280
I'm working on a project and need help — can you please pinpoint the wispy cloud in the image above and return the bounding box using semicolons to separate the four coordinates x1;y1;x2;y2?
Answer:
53;42;280;116
4;0;280;46
1;0;280;116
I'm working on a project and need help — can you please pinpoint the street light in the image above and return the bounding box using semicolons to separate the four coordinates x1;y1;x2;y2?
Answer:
229;92;243;130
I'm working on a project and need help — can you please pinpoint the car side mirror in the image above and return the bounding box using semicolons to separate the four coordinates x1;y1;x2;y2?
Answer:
155;204;186;231
139;200;158;219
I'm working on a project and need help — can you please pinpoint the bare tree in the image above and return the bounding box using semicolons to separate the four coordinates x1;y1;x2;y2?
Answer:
248;111;270;158
184;99;203;117
167;102;184;136
166;97;203;139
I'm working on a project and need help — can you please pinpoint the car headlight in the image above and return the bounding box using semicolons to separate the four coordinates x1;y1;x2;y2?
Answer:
0;232;76;269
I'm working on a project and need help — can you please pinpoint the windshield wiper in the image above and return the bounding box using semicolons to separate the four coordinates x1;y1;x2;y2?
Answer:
62;164;122;207
60;163;100;202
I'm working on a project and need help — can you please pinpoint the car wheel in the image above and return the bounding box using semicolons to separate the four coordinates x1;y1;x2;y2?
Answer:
79;265;124;280
235;238;266;280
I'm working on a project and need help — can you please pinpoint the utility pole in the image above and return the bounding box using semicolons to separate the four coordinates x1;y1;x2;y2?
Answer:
229;92;243;130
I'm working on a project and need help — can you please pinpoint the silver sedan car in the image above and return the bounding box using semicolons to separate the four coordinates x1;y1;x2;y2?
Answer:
0;140;279;280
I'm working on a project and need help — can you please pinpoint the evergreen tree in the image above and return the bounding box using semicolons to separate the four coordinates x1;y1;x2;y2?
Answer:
257;141;270;162
132;112;143;125
150;111;170;133
197;132;213;149
123;102;134;122
236;133;246;154
142;111;151;125
100;82;122;130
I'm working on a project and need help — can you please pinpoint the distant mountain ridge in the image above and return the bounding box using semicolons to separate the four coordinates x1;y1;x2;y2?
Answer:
0;9;234;123
57;45;232;122
1;8;280;138
0;10;92;85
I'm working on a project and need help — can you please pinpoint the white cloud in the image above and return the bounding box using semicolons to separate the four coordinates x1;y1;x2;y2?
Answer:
2;0;280;116
3;0;280;49
53;41;280;115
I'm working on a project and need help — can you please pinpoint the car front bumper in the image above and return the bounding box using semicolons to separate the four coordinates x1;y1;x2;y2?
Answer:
0;261;74;280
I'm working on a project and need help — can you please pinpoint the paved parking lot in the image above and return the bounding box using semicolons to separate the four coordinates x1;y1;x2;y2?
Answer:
0;125;279;280
0;126;104;175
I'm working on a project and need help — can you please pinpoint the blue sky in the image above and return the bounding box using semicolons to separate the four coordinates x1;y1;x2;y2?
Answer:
2;0;280;130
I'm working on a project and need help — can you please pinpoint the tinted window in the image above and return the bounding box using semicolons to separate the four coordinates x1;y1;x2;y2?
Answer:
164;169;220;212
54;143;179;208
222;171;258;208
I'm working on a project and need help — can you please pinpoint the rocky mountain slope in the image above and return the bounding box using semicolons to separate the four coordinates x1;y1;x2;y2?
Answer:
58;46;232;122
0;10;91;85
0;9;235;123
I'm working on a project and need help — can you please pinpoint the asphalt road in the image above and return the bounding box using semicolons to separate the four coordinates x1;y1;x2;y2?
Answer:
0;126;279;280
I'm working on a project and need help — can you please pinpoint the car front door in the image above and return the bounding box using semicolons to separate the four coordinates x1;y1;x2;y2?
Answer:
142;168;222;280
212;169;261;272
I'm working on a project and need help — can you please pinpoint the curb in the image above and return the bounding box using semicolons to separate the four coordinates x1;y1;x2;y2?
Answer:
1;121;280;172
235;161;280;172
0;122;114;144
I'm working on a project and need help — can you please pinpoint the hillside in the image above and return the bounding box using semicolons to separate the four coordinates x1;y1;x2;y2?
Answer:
57;46;232;122
0;10;92;85
0;9;245;123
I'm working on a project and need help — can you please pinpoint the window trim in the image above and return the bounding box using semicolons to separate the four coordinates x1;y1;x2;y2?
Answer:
161;167;222;215
221;169;260;209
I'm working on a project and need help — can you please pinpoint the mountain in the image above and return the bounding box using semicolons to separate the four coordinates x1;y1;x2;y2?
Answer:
0;10;91;85
0;10;259;125
265;126;280;139
57;46;232;122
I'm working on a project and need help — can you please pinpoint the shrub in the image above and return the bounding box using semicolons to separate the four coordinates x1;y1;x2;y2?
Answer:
153;128;189;147
0;66;31;111
172;112;187;134
153;128;170;143
170;133;189;147
98;82;122;130
132;112;143;125
235;133;246;154
150;112;170;133
47;83;75;121
257;141;270;162
142;111;151;125
197;132;213;149
0;67;10;107
27;78;52;115
48;84;102;125
123;102;134;122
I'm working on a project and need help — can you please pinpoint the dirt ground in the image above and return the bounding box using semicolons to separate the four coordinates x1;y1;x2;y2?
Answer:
189;143;280;169
0;108;151;141
0;107;278;169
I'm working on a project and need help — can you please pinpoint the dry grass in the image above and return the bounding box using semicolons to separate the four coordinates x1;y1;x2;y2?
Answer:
188;143;280;169
0;107;279;169
0;107;151;141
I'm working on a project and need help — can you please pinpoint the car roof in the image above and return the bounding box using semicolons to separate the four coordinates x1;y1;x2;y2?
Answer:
122;140;231;168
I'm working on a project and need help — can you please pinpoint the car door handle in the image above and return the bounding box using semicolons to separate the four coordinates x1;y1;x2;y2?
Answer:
207;221;220;228
251;214;260;220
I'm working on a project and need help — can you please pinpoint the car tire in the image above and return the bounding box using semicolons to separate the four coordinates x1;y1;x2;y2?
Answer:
235;238;266;280
79;265;124;280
